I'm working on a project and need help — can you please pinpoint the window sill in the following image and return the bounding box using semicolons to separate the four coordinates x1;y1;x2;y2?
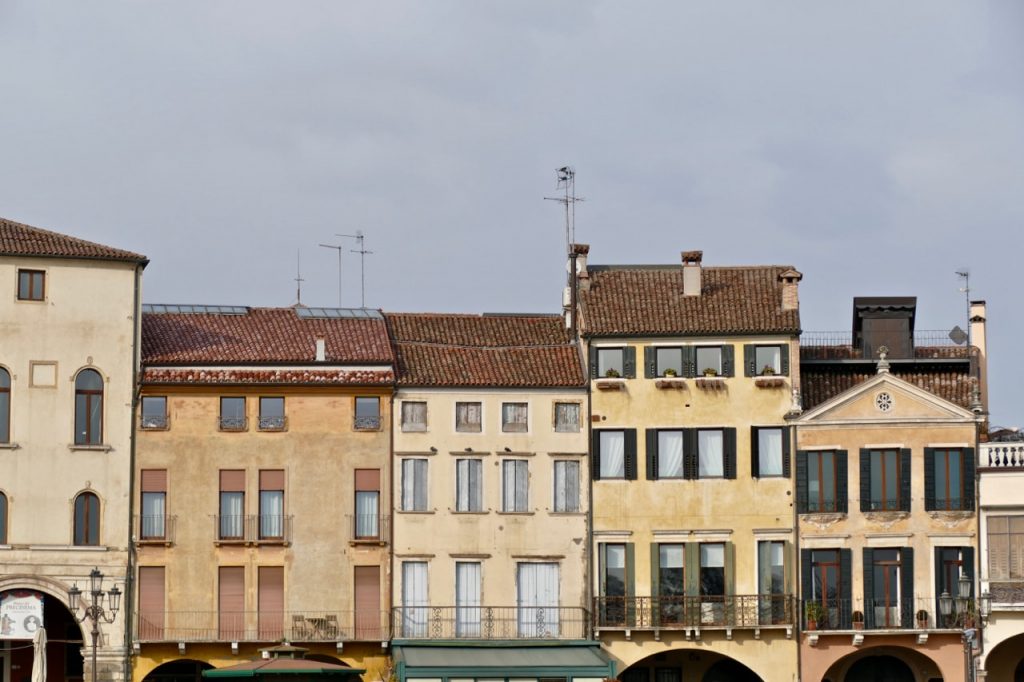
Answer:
139;426;170;432
214;538;247;546
27;544;109;552
350;538;388;547
655;378;687;389
455;428;483;434
218;428;248;434
451;510;490;515
754;377;787;388
397;510;435;515
0;443;19;450
68;444;113;452
497;511;535;516
401;426;428;433
595;378;625;391
255;538;289;546
549;511;585;516
256;427;288;433
695;377;726;390
136;539;173;547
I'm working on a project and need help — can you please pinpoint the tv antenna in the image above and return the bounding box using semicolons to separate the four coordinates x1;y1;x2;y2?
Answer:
318;242;344;307
338;231;373;308
544;166;584;270
294;250;305;305
956;269;971;347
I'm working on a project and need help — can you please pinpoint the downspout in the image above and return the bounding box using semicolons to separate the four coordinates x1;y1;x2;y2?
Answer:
388;380;396;648
790;420;802;682
125;263;143;682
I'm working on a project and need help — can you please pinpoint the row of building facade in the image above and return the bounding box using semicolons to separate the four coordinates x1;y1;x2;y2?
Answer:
0;217;1021;682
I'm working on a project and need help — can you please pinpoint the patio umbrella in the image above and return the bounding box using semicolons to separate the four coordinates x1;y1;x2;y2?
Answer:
31;628;46;682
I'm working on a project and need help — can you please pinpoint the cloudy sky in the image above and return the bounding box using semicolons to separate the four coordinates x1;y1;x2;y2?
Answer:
1;1;1021;423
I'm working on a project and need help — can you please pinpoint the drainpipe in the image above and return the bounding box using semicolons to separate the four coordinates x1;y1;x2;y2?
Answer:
790;420;802;682
124;263;143;682
583;337;594;638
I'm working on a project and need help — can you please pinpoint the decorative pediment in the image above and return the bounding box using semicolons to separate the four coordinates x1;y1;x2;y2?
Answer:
796;372;976;424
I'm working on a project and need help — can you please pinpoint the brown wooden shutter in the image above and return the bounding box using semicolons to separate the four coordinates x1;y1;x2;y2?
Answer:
258;567;284;640
220;470;245;492
259;470;285;491
355;469;380;491
141;470;167;492
138;567;165;640
219;566;245;639
354;566;381;639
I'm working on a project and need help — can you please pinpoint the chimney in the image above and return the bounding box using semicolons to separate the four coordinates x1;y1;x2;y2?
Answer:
315;337;326;362
564;243;590;335
681;250;703;296
572;243;590;291
970;300;988;412
779;269;803;311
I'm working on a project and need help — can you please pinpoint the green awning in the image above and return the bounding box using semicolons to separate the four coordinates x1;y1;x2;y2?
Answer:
394;641;614;679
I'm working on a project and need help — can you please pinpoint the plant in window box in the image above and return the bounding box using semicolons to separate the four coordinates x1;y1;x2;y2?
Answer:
662;368;678;378
916;609;929;629
702;367;719;377
760;365;777;376
604;368;621;378
852;610;864;630
804;601;825;630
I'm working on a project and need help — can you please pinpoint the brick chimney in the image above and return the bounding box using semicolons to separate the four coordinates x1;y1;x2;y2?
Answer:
970;300;988;413
681;251;703;296
779;269;803;311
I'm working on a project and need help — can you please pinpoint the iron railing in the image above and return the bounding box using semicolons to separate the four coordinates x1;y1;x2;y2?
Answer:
593;595;795;629
218;416;248;432
213;514;293;544
802;597;978;631
354;415;382;430
135;610;390;642
257;415;288;431
139;414;169;430
391;606;589;639
346;514;390;542
135;514;176;543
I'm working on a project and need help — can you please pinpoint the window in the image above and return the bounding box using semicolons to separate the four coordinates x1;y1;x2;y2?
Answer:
647;428;735;480
553;402;580;433
401;459;428;512
258;566;284;640
219;397;246;431
867;548;903;628
517;562;559;637
798;450;847;513
138;566;165;640
597;348;624;378
219;566;244;640
354;397;381;430
259;470;284;540
140;396;168;430
697;429;724;478
0;368;9;443
988;516;1024;580
74;369;103;445
598;543;631;625
743;344;790;376
74;492;100;546
553;460;580;512
809;549;842;628
455;459;482;512
0;492;7;544
700;543;725;596
258;397;285;431
355;469;380;538
219;470;245;540
696;347;722;376
655;347;684;377
935;546;973;627
17;269;44;301
401;401;427;432
751;427;788;478
597;430;626;479
140;469;167;540
656;430;684;478
455;561;481;637
502;402;528;433
401;561;428;637
758;541;786;624
862;448;909;511
455;402;482;433
657;544;685;624
926;448;974;511
502;459;529;512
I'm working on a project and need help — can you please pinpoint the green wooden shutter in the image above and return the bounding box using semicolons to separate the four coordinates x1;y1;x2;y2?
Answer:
795;450;808;513
963;448;976;511
860;449;871;512
750;426;761;478
684;429;698;480
598;544;608;596
780;343;791;376
900;448;912;512
784;541;794;599
723;428;737;479
592;430;602;481
924;447;936;511
862;548;875;629
934;547;944;620
743;345;755;377
683;347;696;378
839;549;852;629
685;543;700;596
624;429;638;480
643;346;655;379
961;546;975;584
650;543;661;624
721;344;735;377
646;429;658;481
782;426;792;478
900;547;914;628
623;346;636;379
625;543;636;626
836;450;849;513
800;548;813;625
589;345;599;380
724;541;736;596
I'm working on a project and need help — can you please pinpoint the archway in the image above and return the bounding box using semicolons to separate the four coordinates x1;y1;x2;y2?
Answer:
981;631;1024;681
0;588;86;682
820;645;948;682
701;658;760;682
845;656;914;682
142;659;214;682
618;649;765;682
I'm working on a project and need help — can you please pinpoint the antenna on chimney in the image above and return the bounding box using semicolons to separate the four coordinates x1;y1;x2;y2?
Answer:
956;269;970;347
319;242;344;307
545;166;584;273
294;250;305;305
339;231;373;308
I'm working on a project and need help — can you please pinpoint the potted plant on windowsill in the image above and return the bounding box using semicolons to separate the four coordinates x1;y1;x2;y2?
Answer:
805;602;825;631
916;609;929;629
662;368;678;377
852;610;864;630
604;368;621;378
702;367;719;377
760;365;777;376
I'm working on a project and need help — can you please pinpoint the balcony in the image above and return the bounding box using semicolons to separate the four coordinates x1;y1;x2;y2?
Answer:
218;416;248;432
257;415;288;432
135;610;390;643
800;330;969;361
980;442;1024;469
354;415;381;430
802;597;977;636
346;514;390;544
391;606;589;640
134;515;177;545
594;595;795;635
139;414;169;430
214;514;293;545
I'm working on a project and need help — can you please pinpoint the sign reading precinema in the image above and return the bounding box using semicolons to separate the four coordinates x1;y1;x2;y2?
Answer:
0;591;44;639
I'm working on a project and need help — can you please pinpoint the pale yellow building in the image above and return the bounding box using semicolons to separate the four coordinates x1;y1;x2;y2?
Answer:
0;217;147;682
386;313;612;682
575;247;803;682
132;306;395;682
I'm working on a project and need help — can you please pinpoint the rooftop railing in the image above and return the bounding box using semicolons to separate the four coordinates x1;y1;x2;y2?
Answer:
980;442;1024;469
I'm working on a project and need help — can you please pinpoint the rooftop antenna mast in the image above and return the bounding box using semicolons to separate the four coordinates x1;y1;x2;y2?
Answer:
544;166;584;282
294;250;305;305
318;242;344;307
338;231;373;308
956;269;971;347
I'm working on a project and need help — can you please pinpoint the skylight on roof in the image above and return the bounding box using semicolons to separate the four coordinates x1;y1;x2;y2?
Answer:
142;304;250;315
295;307;383;320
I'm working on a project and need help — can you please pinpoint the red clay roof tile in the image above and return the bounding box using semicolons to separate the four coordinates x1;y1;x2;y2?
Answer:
0;216;147;263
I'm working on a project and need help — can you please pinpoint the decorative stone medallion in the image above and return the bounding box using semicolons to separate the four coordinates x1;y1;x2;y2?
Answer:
875;391;894;412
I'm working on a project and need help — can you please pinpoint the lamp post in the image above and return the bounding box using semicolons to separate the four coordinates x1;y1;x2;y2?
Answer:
940;572;980;682
68;568;121;682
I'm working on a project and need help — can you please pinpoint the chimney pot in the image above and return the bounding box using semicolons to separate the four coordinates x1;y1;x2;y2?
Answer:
315;337;326;362
779;269;803;311
681;250;703;296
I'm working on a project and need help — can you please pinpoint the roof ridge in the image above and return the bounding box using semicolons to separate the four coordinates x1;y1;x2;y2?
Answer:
589;264;795;271
395;340;576;350
0;215;148;262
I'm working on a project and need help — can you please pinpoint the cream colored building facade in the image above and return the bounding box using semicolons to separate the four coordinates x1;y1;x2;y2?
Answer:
0;218;147;682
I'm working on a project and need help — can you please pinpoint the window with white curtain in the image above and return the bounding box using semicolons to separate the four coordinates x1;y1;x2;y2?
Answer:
401;459;429;511
455;562;481;637
219;492;244;540
503;460;529;512
599;431;626;479
355;491;379;537
456;402;482;433
260;490;284;539
402;561;429;637
141;491;166;539
456;459;482;512
757;428;784;477
554;402;580;432
553;460;580;512
517;562;559;637
502;403;528;433
698;429;724;478
658;430;685;478
401;401;428;432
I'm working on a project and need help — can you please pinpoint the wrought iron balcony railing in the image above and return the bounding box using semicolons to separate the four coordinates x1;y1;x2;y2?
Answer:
802;597;978;631
218;416;248;432
213;514;293;544
346;514;390;542
140;414;169;430
593;595;795;629
135;514;177;544
391;606;589;640
354;415;382;430
257;415;288;431
135;610;390;643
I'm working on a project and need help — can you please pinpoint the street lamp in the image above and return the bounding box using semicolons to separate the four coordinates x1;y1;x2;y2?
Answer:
68;568;121;682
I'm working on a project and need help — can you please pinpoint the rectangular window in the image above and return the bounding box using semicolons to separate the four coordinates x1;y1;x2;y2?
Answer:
988;516;1024;580
259;470;284;540
599;430;626;479
219;397;246;431
695;347;722;376
517;562;559;637
554;402;580;432
697;429;724;478
758;541;786;624
806;451;838;512
755;346;782;375
553;460;580;512
455;561;481;637
597;348;625;377
17;269;45;301
754;428;785;477
138;566;165;640
354;566;381;640
933;448;964;510
870;548;902;628
935;546;972;627
219;470;245;540
258;566;284;640
401;561;428;637
455;402;482;433
502;402;528;433
869;449;901;511
658;543;685;601
455;459;483;512
258;397;285;431
218;566;245;640
140;469;167;540
810;550;841;628
401;401;427;432
603;544;626;598
700;543;725;596
354;469;380;538
658;430;685;478
655;347;684;377
140;396;168;429
354;397;381;430
502;459;529;512
401;459;428;511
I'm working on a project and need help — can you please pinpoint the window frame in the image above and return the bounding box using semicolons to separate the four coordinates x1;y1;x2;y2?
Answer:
654;429;686;479
933;448;965;511
0;367;10;444
139;469;168;541
597;429;627;480
596;347;625;378
16;269;45;301
258;396;286;431
400;400;428;432
699;542;726;597
0;491;7;544
695;346;724;377
354;396;382;431
73;491;100;546
501;459;530;513
552;459;580;513
501;402;529;433
219;397;247;432
553;402;581;433
988;515;1024;581
401;458;429;512
752;427;787;478
807;450;839;512
140;396;168;430
258;471;285;541
354;469;381;539
654;347;685;378
696;428;725;479
754;346;782;376
867;448;902;511
455;458;483;512
74;369;104;445
455;401;482;433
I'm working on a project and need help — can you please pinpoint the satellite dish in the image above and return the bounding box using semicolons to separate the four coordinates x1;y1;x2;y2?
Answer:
948;326;968;345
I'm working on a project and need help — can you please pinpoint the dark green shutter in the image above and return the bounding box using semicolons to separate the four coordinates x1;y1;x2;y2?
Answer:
598;544;608;596
862;548;875;629
624;429;638;480
644;346;655;379
860;449;871;512
685;543;700;596
924;447;936;511
625;543;636;626
836;450;849;513
900;448;912;512
962;546;975;583
782;426;792;478
801;548;813;624
724;542;736;596
839;549;852;629
743;345;755;377
683;347;696;378
592;430;602;481
623;347;636;379
751;426;761;478
650;543;661;624
784;541;794;599
721;345;735;377
934;547;944;619
683;429;698;479
723;428;737;479
646;429;658;480
963;448;976;511
780;343;791;376
589;345;599;380
901;548;914;628
795;450;808;513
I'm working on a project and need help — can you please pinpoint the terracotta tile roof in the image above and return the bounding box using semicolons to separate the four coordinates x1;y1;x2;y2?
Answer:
142;307;394;365
801;344;969;361
385;313;586;388
800;364;976;410
579;265;801;337
141;367;393;386
0;216;147;263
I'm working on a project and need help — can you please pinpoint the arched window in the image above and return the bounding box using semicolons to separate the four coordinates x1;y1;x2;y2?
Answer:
0;492;7;544
0;368;9;444
75;369;103;445
74;492;100;546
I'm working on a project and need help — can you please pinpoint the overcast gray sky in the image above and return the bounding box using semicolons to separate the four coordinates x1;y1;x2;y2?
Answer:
1;1;1021;424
